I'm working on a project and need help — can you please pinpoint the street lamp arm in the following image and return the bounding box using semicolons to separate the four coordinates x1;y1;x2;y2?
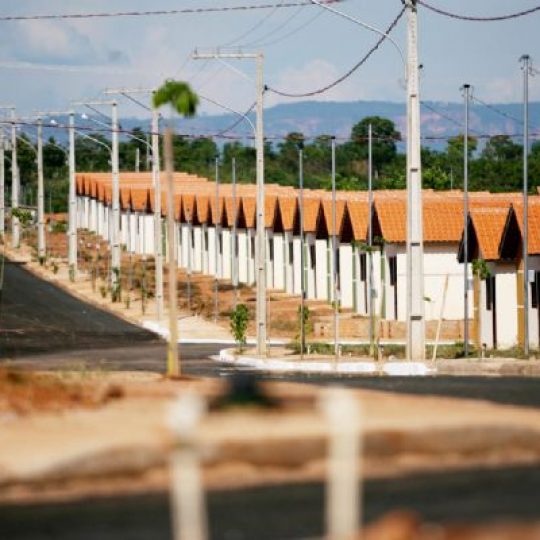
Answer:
310;0;406;69
198;93;256;135
75;130;112;155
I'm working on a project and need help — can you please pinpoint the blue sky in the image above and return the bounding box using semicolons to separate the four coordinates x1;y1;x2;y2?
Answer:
0;0;538;118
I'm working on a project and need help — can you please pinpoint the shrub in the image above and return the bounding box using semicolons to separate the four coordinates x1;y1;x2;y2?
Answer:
230;304;249;352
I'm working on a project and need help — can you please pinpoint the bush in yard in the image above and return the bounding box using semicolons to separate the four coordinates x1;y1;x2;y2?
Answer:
230;304;249;352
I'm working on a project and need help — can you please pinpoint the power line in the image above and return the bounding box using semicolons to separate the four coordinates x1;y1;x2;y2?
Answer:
248;6;324;48
121;92;152;112
241;4;305;47
266;5;406;98
216;101;257;137
420;100;485;137
417;0;540;22
0;1;341;22
221;1;283;47
470;95;524;126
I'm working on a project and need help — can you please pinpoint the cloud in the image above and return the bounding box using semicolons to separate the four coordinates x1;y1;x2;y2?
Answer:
266;59;361;107
0;20;97;65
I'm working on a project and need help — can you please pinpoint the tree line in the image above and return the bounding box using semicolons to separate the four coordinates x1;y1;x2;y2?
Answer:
7;115;540;212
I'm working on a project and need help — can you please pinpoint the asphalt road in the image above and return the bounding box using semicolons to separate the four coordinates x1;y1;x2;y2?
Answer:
5;259;540;408
2;465;540;539
3;259;540;534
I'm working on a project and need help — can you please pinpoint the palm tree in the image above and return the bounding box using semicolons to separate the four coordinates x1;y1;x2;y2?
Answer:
153;80;199;377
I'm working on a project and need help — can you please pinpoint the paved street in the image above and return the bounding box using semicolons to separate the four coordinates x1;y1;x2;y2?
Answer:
2;465;540;540
4;259;540;408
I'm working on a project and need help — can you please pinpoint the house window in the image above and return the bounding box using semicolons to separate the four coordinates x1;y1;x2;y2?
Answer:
389;256;397;287
269;240;274;261
251;237;255;256
219;235;223;255
289;242;293;264
360;253;367;282
309;244;316;269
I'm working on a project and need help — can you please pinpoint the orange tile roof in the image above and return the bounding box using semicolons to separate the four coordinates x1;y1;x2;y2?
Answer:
321;199;346;236
346;200;369;241
510;201;540;255
278;197;297;231
469;207;510;261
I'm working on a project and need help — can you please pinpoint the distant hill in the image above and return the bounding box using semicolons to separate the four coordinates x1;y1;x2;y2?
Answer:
46;100;540;149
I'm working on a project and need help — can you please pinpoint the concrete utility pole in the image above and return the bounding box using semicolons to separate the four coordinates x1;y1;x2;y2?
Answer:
103;87;163;318
36;116;45;261
0;128;4;238
462;84;471;358
368;124;375;357
135;147;140;173
72;99;118;283
331;137;339;361
521;54;531;357
232;156;238;308
10;109;19;248
298;143;305;360
111;102;120;289
68;112;77;276
152;106;164;319
192;49;267;356
214;156;220;324
405;0;425;361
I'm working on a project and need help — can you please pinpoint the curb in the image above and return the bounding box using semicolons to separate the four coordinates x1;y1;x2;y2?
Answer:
217;348;435;376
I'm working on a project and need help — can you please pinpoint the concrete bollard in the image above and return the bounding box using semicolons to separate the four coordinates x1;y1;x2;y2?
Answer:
320;387;363;540
167;392;208;540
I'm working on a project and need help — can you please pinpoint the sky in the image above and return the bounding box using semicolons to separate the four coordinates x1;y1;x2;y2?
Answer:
0;0;538;119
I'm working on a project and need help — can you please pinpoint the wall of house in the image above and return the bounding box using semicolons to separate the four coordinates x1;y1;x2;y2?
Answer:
496;263;518;349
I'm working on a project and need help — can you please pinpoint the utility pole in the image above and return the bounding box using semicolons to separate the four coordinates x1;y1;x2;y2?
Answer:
331;137;339;361
521;54;531;357
104;88;163;318
214;156;220;323
0;128;4;238
405;0;425;361
135;147;140;173
232;156;238;308
298;143;305;360
152;105;164;319
111;102;120;290
10;109;19;248
462;84;471;358
72;99;118;284
368;124;375;357
192;49;266;356
68;112;77;277
36;116;45;261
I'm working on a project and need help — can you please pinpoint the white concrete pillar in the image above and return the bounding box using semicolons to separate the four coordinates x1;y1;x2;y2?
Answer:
180;223;190;269
292;235;302;296
339;244;354;309
193;225;202;272
315;238;329;301
120;212;129;247
238;229;248;284
144;214;154;255
90;199;97;233
272;233;285;291
284;232;294;294
306;234;316;300
208;226;217;276
221;228;232;280
202;225;209;275
247;230;255;286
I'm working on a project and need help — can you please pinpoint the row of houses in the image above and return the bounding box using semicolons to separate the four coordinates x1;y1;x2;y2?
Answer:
75;172;540;350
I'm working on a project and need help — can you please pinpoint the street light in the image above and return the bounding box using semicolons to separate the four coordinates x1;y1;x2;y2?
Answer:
72;99;120;289
193;49;267;356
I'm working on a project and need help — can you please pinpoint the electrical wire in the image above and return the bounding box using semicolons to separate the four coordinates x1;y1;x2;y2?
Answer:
241;4;305;47
420;100;485;137
254;8;324;48
9;117;540;143
121;92;152;112
266;5;406;98
216;101;257;136
0;1;342;22
417;0;540;22
221;1;283;47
